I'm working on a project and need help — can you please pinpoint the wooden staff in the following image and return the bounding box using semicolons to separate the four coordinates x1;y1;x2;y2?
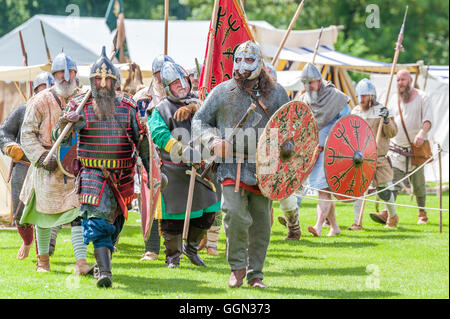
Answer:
182;0;219;239
164;0;169;55
43;50;118;166
356;6;409;227
199;0;220;99
271;0;305;66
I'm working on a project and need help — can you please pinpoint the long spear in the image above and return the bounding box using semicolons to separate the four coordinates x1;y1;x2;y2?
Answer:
164;0;169;55
43;48;118;166
40;21;52;63
18;30;33;98
311;26;323;64
271;0;305;66
375;5;408;142
357;6;408;227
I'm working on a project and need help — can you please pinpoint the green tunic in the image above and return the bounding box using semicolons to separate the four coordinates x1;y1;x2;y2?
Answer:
148;108;220;220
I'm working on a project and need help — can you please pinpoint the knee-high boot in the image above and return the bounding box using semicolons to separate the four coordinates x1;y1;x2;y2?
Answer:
94;247;112;288
162;232;182;268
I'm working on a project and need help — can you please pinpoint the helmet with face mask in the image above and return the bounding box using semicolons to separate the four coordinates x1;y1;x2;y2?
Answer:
355;78;377;103
161;62;191;102
152;54;175;75
33;72;54;92
89;46;118;97
51;51;77;82
264;61;277;82
233;41;263;80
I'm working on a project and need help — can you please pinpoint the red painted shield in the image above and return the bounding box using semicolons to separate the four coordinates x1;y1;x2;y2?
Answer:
324;115;377;201
57;132;78;178
257;101;319;200
141;129;162;241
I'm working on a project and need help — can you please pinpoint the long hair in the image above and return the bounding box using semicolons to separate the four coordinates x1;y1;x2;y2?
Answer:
234;69;275;98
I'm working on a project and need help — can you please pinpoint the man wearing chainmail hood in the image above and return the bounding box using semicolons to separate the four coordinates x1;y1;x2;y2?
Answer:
53;47;151;288
19;53;93;276
294;63;351;237
148;61;220;269
192;41;289;288
0;72;54;260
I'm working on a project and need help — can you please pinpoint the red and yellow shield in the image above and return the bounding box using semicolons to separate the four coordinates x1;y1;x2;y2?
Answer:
256;101;319;200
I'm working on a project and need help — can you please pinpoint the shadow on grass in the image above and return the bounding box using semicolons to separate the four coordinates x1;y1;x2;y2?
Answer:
113;274;228;296
273;239;378;248
267;285;400;298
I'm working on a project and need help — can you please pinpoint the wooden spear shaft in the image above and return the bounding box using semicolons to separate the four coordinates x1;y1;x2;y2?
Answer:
200;0;220;98
311;27;323;65
358;6;408;227
164;0;169;55
271;0;305;66
438;144;442;233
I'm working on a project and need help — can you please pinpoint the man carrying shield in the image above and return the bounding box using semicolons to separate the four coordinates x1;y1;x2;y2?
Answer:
294;63;351;237
19;53;93;276
0;72;54;260
350;78;399;230
148;61;220;269
53;47;151;288
192;41;289;288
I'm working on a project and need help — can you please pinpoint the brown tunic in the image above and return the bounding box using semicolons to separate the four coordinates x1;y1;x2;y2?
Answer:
19;88;80;214
352;102;398;186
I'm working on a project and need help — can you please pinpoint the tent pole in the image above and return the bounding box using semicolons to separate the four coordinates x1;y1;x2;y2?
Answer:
13;82;27;102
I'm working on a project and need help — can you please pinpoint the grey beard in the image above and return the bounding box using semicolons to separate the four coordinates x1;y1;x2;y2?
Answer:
93;87;116;120
54;79;77;98
399;85;412;103
305;90;319;104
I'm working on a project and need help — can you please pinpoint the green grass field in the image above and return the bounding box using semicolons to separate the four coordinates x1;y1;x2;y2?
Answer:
0;192;448;299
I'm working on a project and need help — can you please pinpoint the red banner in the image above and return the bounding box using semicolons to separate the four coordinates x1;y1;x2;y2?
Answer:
198;0;254;98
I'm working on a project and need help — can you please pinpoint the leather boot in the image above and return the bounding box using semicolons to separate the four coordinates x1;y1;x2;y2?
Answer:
369;210;388;224
385;215;399;229
75;258;95;276
228;269;246;288
36;254;50;272
183;226;207;267
418;211;428;224
284;209;301;241
162;232;182;268
94;247;112;288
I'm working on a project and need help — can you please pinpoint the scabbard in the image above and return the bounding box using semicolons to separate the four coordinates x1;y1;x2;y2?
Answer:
100;167;128;220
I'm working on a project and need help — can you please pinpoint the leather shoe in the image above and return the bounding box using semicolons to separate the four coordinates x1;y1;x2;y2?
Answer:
228;269;246;288
248;278;267;288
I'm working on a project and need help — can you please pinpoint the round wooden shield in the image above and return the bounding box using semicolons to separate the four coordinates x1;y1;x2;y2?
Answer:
256;101;319;200
57;132;78;178
324;114;377;201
